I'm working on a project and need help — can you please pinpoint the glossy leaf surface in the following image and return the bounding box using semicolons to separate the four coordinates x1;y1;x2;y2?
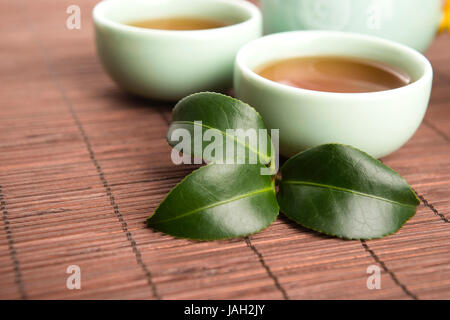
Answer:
148;164;279;240
167;92;272;165
278;144;419;239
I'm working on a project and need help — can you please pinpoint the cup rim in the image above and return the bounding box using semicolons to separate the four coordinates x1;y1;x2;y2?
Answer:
235;30;433;97
92;0;261;36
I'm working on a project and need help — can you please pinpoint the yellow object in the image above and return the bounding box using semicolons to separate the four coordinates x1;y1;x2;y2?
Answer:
439;0;450;33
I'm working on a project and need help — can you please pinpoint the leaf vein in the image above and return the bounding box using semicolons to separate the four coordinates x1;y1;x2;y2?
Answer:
150;187;273;225
281;180;416;208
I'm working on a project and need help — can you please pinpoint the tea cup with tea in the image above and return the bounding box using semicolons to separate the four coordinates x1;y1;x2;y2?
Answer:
93;0;262;101
234;31;433;158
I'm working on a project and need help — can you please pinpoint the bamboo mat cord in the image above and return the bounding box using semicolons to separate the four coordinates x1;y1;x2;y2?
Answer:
66;98;161;300
245;237;290;300
360;240;418;300
0;185;27;299
24;4;160;299
415;191;450;224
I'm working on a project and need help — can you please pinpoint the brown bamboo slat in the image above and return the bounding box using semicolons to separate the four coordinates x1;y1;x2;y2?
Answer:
0;0;449;299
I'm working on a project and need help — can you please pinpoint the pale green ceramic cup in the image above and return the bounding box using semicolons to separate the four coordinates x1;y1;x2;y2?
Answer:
93;0;262;101
260;0;443;53
234;31;433;159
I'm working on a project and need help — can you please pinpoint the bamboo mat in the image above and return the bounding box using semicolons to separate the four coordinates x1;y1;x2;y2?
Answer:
0;0;449;300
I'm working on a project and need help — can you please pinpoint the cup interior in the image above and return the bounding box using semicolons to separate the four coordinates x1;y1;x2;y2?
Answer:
94;0;254;29
237;31;431;92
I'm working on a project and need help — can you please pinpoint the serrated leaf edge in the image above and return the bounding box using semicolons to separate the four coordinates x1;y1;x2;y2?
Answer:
147;163;279;241
281;180;418;208
281;143;420;205
281;208;416;241
279;143;419;240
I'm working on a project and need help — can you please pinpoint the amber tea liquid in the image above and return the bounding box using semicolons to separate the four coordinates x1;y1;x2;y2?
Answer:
127;17;229;30
256;56;411;93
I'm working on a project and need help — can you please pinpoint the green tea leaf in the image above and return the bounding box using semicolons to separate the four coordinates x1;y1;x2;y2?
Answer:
147;164;279;240
277;144;419;240
167;92;273;165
